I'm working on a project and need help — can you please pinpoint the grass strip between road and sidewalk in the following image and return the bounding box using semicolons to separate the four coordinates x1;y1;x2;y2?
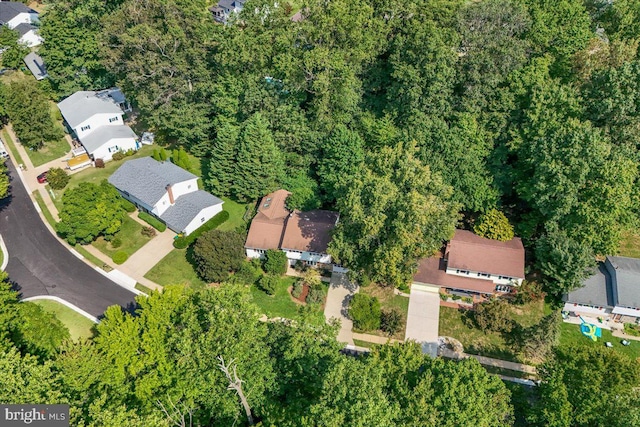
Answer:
32;190;57;228
1;128;26;169
31;299;95;341
135;283;153;294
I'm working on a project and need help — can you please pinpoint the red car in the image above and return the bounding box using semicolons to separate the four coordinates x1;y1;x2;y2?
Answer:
37;172;47;184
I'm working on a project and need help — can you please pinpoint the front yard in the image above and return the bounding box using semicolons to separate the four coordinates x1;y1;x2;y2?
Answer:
31;299;95;341
438;300;548;362
248;276;327;325
558;322;640;361
358;284;410;340
144;249;205;288
91;215;152;258
27;136;71;167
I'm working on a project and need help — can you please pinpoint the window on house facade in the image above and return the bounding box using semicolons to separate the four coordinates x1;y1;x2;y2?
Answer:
108;146;119;153
201;217;205;223
477;272;490;278
456;269;470;275
188;185;191;189
498;275;512;281
80;125;91;131
108;116;119;123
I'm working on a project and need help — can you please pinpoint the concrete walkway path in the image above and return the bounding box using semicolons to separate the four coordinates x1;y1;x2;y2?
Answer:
119;228;176;279
439;348;537;375
324;272;359;345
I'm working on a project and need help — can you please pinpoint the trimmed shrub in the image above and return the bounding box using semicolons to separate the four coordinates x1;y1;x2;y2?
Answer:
263;249;288;275
111;151;126;161
138;211;166;232
439;293;449;301
110;237;122;248
192;230;245;282
122;199;136;213
348;294;381;331
112;251;128;264
173;210;230;249
141;226;156;238
291;281;303;298
233;261;262;285
46;167;70;190
125;149;135;157
94;159;105;168
381;308;402;336
306;286;324;305
258;274;278;295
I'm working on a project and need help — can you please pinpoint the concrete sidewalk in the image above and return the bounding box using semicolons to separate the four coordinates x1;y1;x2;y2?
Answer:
439;347;537;375
324;272;359;345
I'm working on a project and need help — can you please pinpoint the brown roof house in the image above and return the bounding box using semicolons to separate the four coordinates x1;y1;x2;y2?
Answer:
245;190;340;266
412;230;525;304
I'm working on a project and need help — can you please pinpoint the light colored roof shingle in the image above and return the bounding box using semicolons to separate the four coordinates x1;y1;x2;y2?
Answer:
14;22;34;37
160;190;223;233
57;91;123;129
565;264;613;308
607;256;640;308
23;51;47;80
0;2;34;23
108;157;197;207
80;125;137;155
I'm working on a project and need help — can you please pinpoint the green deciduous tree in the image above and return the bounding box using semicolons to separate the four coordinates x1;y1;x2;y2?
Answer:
4;81;64;150
55;181;126;245
192;230;245;282
535;228;595;296
47;167;70;190
520;311;561;362
329;141;459;287
474;209;515;241
263;249;288;276
0;27;29;69
473;298;513;333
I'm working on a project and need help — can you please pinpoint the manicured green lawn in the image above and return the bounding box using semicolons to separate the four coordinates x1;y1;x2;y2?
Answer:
618;230;640;259
559;322;640;360
32;190;57;227
438;300;547;362
1;128;25;168
144;249;205;288
26;137;70;167
217;197;251;232
353;339;375;349
92;216;152;257
73;244;109;270
31;299;96;341
249;276;326;325
359;284;410;339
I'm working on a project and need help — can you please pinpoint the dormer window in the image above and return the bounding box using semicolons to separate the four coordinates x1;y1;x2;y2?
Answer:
80;125;91;131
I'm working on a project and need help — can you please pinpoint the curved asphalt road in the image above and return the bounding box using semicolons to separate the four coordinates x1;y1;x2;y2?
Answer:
0;161;137;317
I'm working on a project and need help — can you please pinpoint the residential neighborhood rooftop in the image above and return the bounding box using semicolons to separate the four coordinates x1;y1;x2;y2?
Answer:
608;256;640;309
281;210;340;254
57;90;124;128
564;263;613;308
80;125;137;155
0;1;34;23
160;190;223;233
446;230;525;278
108;157;197;207
413;256;497;294
13;21;34;36
23;51;47;80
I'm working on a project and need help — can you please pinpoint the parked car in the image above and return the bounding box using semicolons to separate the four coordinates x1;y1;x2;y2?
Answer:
37;172;47;184
0;139;8;159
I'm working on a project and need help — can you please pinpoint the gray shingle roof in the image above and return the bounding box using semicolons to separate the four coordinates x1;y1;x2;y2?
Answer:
160;190;223;233
565;264;613;308
14;22;34;37
23;51;47;80
80;125;137;155
607;256;640;308
0;2;34;24
108;157;197;207
57;91;123;129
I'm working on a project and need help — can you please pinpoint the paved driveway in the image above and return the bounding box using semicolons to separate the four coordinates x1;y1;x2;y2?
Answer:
0;162;137;317
405;284;441;357
325;272;359;345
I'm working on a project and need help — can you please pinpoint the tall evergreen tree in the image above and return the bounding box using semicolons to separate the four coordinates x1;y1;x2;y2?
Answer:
206;119;239;197
232;113;284;201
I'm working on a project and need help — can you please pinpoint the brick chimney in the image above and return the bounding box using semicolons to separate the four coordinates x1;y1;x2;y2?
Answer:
166;184;175;205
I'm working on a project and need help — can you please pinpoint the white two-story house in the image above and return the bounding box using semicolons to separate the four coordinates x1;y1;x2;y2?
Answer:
245;189;339;267
0;1;41;46
412;230;525;305
108;157;224;236
57;89;138;162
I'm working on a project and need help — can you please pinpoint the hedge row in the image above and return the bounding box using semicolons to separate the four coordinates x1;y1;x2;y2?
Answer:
138;211;167;232
173;210;229;249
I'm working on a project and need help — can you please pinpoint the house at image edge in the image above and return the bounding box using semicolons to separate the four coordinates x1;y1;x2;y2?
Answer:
412;230;525;305
0;1;42;47
245;189;339;267
57;89;138;162
108;157;224;236
564;256;640;323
